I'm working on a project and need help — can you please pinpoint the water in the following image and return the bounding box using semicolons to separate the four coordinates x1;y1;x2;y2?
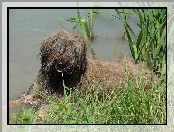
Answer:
9;9;139;101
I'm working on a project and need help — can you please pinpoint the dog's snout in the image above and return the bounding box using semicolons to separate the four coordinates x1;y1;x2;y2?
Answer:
57;61;65;68
56;60;70;70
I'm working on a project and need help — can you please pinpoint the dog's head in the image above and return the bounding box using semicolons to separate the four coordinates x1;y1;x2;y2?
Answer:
40;30;87;83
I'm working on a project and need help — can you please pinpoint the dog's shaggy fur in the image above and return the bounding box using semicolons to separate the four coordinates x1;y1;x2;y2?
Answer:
27;30;87;95
77;58;157;98
10;30;157;107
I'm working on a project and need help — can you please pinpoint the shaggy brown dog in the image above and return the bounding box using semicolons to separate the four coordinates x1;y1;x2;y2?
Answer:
10;30;157;107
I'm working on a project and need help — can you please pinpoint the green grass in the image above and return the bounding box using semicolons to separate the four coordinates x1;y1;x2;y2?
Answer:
9;69;166;124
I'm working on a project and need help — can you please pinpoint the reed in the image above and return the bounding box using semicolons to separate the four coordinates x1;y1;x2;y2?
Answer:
57;9;98;59
115;9;166;77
